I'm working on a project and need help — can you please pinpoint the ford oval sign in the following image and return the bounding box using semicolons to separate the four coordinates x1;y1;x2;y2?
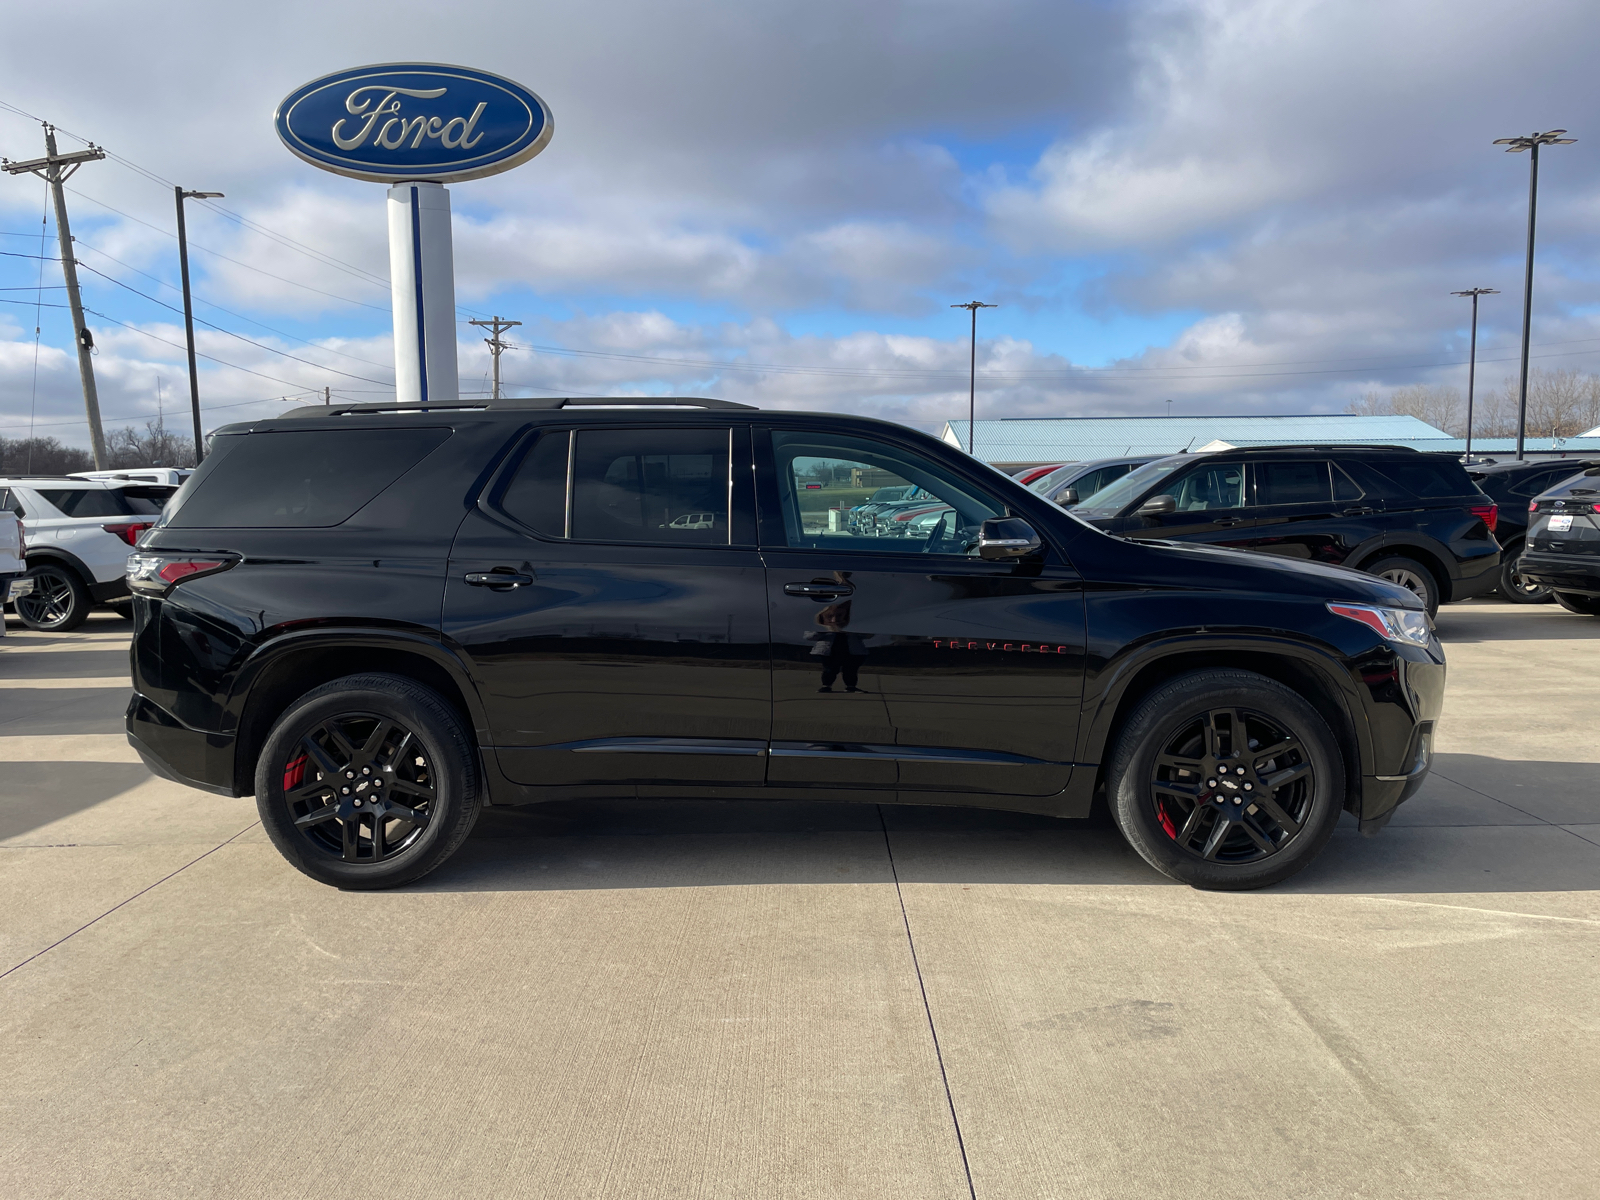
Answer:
274;63;552;184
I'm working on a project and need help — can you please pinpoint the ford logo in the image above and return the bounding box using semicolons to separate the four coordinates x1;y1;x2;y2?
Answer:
275;63;552;184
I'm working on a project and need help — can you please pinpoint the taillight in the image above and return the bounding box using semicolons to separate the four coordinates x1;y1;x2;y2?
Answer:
1469;504;1497;533
126;552;234;595
102;522;154;547
1529;501;1538;512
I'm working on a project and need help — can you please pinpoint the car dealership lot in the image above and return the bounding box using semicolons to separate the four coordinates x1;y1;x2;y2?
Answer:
2;602;1596;1199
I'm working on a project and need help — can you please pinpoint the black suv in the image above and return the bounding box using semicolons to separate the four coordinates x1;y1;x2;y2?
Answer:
1518;465;1600;615
126;399;1444;892
1068;446;1500;614
1467;458;1600;602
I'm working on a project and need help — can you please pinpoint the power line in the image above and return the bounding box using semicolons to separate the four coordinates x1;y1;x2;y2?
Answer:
74;260;393;384
81;307;340;392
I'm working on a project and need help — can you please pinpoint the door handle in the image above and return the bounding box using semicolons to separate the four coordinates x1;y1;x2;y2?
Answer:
784;582;854;599
1343;507;1375;516
465;570;535;589
1213;518;1244;527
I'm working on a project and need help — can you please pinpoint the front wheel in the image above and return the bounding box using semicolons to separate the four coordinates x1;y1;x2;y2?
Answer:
255;674;481;889
15;563;91;632
1498;554;1553;604
1553;591;1600;616
1107;670;1346;890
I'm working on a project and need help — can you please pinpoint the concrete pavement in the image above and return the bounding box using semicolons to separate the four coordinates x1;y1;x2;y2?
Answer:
1;602;1596;1199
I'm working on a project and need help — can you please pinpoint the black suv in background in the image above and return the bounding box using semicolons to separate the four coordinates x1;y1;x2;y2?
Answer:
127;399;1444;893
1069;446;1500;614
1518;465;1600;615
1467;458;1600;602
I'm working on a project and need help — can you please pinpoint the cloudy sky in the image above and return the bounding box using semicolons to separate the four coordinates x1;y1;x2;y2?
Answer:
2;0;1598;448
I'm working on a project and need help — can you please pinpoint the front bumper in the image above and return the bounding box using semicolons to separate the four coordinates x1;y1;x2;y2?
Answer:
1518;550;1600;597
126;692;238;797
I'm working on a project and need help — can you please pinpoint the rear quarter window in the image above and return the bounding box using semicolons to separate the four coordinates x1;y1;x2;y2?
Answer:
165;428;452;528
32;488;138;518
1372;457;1477;500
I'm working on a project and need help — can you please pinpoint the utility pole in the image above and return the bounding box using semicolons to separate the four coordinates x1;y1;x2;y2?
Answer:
950;300;996;460
468;316;521;400
3;126;109;468
1451;288;1498;461
175;186;224;463
1493;129;1576;460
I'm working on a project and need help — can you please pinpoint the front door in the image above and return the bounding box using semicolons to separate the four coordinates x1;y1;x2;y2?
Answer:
1122;458;1254;547
1238;458;1365;566
444;423;770;789
757;426;1084;801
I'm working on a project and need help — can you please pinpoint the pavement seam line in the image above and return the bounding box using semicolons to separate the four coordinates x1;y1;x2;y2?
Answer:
1356;896;1600;926
1429;766;1600;846
0;821;260;982
876;805;979;1200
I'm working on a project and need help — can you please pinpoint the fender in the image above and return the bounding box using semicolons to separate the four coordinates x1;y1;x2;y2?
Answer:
1075;630;1375;785
23;545;95;583
230;626;493;741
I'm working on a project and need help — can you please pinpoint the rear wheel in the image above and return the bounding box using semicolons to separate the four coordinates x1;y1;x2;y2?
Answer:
1108;670;1345;890
15;563;91;632
1366;555;1440;616
255;674;481;889
1498;551;1553;603
1553;592;1600;616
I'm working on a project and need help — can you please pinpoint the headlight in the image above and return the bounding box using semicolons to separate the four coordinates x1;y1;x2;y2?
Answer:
1327;602;1432;647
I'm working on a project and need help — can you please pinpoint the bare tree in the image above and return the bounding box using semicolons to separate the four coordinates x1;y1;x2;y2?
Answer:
104;419;196;469
0;436;95;474
1350;370;1600;440
1346;384;1464;435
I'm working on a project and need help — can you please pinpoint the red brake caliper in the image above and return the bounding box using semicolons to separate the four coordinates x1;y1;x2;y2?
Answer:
282;753;307;792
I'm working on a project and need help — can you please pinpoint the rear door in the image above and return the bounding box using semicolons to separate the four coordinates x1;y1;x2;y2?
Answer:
757;425;1083;801
1236;458;1369;565
444;422;771;790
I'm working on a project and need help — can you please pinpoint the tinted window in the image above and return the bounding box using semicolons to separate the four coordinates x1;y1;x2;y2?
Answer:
1255;461;1332;506
1509;468;1576;497
1374;457;1475;499
166;428;451;528
1061;465;1128;503
497;430;570;536
769;430;1001;555
1332;465;1364;502
34;488;139;518
570;427;730;545
1169;462;1245;511
1075;458;1189;516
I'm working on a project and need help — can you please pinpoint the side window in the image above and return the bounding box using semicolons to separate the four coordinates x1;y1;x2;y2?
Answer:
496;430;571;537
1255;461;1333;506
1168;462;1245;512
767;430;1001;556
570;427;731;545
1332;465;1364;502
1509;469;1567;498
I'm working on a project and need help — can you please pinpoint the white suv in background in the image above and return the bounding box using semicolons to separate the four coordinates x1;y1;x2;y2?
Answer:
0;476;177;631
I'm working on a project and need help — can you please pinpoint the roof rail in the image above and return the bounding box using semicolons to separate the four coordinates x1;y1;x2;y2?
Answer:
278;396;758;419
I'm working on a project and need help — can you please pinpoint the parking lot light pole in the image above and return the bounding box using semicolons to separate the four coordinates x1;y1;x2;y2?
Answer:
951;300;997;459
1451;288;1498;460
1492;130;1575;461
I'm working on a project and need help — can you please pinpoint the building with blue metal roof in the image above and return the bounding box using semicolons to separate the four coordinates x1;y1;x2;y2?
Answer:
940;414;1456;466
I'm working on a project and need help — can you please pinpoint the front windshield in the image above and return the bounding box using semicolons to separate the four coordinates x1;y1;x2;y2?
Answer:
1073;457;1187;515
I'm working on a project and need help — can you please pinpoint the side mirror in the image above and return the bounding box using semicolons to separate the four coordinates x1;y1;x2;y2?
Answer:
978;517;1042;560
1135;494;1177;517
1055;487;1079;507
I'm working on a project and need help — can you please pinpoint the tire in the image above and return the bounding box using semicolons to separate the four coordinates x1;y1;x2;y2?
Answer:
108;600;135;620
254;673;481;889
1365;555;1440;616
1498;553;1553;604
15;563;92;632
1553;592;1600;616
1107;670;1346;891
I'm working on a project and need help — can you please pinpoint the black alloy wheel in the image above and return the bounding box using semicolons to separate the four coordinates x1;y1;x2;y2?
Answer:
1498;553;1553;604
255;674;480;889
1553;591;1600;616
1108;670;1344;890
1149;707;1314;865
15;563;91;632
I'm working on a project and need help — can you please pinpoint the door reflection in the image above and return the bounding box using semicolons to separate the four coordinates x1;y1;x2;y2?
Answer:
806;597;871;693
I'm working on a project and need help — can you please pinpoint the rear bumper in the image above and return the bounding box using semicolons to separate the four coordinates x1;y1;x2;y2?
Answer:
126;692;238;797
1448;552;1502;601
1518;551;1600;597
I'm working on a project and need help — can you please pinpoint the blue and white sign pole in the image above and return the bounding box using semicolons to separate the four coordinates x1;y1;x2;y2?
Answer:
275;65;552;404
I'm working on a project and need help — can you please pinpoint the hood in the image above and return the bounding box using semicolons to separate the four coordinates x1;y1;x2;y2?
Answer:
1123;537;1422;610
